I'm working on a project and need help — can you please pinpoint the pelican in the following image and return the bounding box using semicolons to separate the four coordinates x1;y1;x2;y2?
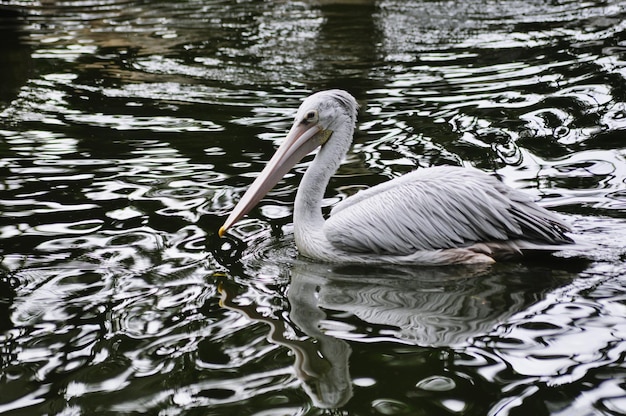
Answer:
219;90;577;265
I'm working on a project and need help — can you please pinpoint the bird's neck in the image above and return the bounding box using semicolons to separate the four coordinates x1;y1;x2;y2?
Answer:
294;146;336;228
293;124;352;256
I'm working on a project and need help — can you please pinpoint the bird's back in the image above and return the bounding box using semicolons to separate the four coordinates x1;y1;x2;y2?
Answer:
325;166;572;256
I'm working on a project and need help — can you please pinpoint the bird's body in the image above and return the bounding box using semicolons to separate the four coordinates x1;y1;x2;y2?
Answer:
219;90;577;265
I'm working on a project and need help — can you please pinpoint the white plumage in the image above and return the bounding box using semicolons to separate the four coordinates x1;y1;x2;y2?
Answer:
219;90;577;265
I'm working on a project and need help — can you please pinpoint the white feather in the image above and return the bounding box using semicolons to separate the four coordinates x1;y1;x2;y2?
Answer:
325;166;572;255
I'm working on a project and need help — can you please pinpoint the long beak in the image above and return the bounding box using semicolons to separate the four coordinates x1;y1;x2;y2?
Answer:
219;122;330;237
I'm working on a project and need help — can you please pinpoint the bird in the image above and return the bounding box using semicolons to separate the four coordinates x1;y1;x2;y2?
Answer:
218;89;578;265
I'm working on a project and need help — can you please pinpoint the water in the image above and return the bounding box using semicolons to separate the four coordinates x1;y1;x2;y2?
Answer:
1;0;625;414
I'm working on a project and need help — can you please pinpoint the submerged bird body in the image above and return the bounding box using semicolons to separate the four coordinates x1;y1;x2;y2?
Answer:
219;90;576;265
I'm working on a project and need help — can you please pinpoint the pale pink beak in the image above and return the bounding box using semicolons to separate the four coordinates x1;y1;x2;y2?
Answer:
219;121;327;237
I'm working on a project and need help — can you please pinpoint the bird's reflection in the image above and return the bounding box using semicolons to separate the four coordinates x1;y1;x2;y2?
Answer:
221;260;575;409
218;276;352;409
291;262;539;347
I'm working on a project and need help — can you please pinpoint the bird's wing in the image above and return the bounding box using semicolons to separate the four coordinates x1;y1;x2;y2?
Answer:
324;167;572;255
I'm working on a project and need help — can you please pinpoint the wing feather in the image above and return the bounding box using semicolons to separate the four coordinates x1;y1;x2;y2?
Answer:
324;167;572;255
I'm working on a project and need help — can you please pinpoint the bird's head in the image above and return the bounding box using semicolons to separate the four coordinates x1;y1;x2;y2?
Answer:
218;90;358;238
295;89;358;138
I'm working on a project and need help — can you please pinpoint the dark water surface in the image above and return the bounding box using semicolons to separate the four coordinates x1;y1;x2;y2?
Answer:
1;0;626;414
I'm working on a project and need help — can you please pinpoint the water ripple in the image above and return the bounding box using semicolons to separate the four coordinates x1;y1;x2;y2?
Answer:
1;0;626;415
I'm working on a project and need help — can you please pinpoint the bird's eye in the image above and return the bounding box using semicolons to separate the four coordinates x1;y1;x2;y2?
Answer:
302;110;317;124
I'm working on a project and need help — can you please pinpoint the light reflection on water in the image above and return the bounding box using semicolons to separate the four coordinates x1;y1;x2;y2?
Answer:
1;0;626;415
